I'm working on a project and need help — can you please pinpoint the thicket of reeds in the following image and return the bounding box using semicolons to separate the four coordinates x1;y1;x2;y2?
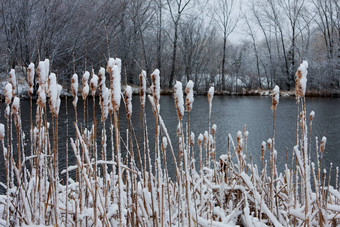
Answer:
0;59;339;226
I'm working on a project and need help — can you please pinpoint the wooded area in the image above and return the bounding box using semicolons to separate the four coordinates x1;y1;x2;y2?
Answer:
0;0;339;93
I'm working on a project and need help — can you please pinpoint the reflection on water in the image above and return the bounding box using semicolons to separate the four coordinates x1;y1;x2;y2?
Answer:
0;96;339;193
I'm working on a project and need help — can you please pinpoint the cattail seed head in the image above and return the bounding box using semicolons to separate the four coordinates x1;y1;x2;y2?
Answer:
212;124;217;136
309;111;315;122
71;73;78;107
208;86;214;104
174;81;184;120
124;86;132;120
0;123;5;140
4;83;13;104
320;136;326;154
139;70;146;109
27;63;35;96
82;71;90;100
185;80;194;112
9;69;16;97
271;85;279;111
190;132;195;147
162;136;168;152
261;141;266;161
198;133;203;147
90;72;98;96
151;69;160;106
267;138;272;151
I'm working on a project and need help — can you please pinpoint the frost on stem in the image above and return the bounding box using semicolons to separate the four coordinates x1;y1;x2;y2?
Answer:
124;85;132;119
185;80;194;112
162;136;168;151
271;85;279;111
71;73;78;107
174;81;184;121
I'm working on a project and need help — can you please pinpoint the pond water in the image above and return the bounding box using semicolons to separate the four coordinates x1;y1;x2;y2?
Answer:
0;95;339;193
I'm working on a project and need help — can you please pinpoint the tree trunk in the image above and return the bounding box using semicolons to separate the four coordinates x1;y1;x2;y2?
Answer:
169;21;178;88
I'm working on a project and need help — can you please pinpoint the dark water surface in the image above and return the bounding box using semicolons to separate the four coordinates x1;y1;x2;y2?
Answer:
0;96;339;193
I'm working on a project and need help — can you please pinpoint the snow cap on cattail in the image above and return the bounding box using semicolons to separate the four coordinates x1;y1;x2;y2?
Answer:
208;86;214;103
124;85;132;119
27;63;35;95
272;85;280;111
174;81;184;120
185;80;194;112
49;76;62;116
4;83;13;104
139;70;146;108
9;69;16;96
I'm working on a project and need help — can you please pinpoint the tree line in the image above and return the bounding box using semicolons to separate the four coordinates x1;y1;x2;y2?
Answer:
0;0;339;93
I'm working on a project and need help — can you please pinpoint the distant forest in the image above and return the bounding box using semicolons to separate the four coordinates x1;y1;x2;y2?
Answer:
0;0;339;93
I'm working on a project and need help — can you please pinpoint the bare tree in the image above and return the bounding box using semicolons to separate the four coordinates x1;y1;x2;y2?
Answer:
211;0;239;91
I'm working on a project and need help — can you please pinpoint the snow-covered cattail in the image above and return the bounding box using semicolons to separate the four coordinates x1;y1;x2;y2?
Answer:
139;70;146;109
90;72;98;96
309;111;315;122
208;86;214;104
320;136;326;154
4;83;13;104
0;123;5;140
27;63;35;96
198;133;203;147
151;69;160;106
49;75;62;116
203;131;208;149
107;58;122;111
102;86;110;121
237;131;243;152
71;73;78;107
267;138;272;151
271;85;279;111
261;141;266;161
190;132;195;147
174;81;184;121
9;69;16;96
295;61;308;98
124;86;132;120
12;97;20;115
82;71;90;100
212;124;217;136
98;67;106;89
185;80;194;112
